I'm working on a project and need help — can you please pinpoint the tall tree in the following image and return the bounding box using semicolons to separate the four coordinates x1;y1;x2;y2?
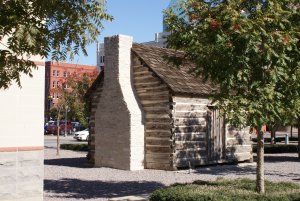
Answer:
50;70;98;127
164;0;300;193
0;0;112;89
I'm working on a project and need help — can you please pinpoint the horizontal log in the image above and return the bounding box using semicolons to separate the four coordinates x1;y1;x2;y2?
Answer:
173;96;210;105
174;132;206;141
174;141;206;150
141;99;170;105
226;126;250;138
135;81;162;89
134;73;156;79
138;94;169;101
134;76;159;84
146;145;172;153
226;138;251;146
173;111;207;118
146;138;172;146
133;66;149;73
145;113;170;119
146;153;172;159
136;85;169;94
174;117;206;126
133;71;152;77
146;157;172;164
144;107;170;113
146;130;172;138
146;111;171;116
174;125;207;133
146;123;171;130
145;162;174;170
146;118;171;124
226;145;252;154
174;104;208;111
226;152;252;162
175;157;208;168
175;149;207;159
140;92;169;100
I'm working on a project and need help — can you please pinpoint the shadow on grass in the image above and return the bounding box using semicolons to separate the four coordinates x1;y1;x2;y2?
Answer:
44;179;164;199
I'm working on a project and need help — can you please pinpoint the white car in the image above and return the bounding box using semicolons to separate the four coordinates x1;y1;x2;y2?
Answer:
73;129;89;141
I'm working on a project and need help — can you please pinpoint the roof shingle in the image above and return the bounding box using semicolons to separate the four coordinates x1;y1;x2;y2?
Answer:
132;43;215;96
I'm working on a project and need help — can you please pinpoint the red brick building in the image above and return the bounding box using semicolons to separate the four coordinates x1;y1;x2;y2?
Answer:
45;61;98;120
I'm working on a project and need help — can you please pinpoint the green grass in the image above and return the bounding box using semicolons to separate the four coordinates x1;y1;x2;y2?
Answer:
150;178;300;201
252;144;298;153
60;144;88;151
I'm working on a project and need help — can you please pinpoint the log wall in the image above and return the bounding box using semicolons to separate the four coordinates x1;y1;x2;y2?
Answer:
225;126;252;162
132;53;173;170
172;96;210;168
87;74;104;164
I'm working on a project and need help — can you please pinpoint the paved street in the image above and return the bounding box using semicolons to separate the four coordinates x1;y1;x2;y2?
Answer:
44;135;87;148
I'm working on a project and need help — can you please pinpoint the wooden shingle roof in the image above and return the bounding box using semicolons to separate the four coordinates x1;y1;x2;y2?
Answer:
132;43;215;96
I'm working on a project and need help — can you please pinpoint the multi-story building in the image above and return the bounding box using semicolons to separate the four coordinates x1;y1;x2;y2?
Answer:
44;61;98;120
0;37;45;201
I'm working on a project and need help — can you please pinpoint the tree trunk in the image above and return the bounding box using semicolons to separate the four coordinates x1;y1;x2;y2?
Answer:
56;118;60;156
256;129;265;193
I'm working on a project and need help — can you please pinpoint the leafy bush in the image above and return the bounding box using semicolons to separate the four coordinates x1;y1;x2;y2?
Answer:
150;178;300;201
252;144;298;153
60;144;88;151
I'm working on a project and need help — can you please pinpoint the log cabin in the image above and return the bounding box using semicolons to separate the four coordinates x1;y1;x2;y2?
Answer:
86;35;252;171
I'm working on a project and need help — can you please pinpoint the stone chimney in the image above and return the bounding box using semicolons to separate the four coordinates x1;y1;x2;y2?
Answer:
94;35;145;170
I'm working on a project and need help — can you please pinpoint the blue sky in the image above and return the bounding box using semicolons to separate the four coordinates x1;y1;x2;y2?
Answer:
69;0;170;66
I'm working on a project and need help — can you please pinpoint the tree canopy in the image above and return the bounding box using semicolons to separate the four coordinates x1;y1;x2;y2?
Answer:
50;70;98;127
164;0;300;129
0;0;112;89
164;0;300;193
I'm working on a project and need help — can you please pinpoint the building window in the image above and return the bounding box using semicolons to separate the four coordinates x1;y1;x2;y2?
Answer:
57;81;60;87
52;70;56;76
53;93;56;99
56;93;59;99
52;81;56;88
63;71;67;77
100;56;105;63
57;70;60;77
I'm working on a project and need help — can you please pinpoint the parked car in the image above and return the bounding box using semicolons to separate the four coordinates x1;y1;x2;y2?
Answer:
44;121;54;134
46;121;73;135
71;122;86;132
73;129;89;141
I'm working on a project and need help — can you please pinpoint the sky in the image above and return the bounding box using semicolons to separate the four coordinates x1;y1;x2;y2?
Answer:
68;0;171;66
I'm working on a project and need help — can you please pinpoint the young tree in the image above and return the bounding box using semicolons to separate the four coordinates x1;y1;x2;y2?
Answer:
50;70;98;127
0;0;112;89
164;0;300;193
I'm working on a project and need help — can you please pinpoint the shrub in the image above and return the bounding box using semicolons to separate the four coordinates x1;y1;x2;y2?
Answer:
252;137;298;143
60;144;88;151
252;144;298;153
150;178;300;201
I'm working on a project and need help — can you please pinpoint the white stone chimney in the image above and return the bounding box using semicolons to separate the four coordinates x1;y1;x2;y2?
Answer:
94;35;145;170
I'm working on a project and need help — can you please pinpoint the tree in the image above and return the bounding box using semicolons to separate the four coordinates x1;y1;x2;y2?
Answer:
164;0;300;193
0;0;112;89
50;70;98;127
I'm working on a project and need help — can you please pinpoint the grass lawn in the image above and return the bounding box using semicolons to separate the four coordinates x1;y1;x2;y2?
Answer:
150;178;300;201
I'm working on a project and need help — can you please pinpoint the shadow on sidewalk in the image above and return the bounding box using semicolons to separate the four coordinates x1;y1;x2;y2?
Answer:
44;179;164;199
45;157;91;168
